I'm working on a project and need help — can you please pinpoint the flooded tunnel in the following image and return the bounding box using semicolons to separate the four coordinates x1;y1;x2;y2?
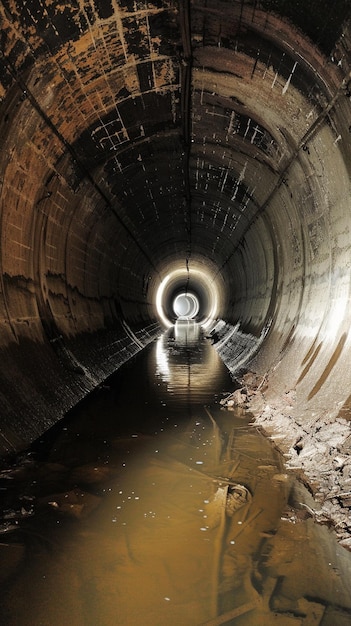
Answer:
2;0;351;623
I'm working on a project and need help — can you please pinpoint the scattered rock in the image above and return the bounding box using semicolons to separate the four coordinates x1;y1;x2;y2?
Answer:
339;537;351;550
226;484;252;517
237;368;351;550
272;474;289;483
0;521;19;535
333;456;347;470
242;371;268;394
221;388;248;407
338;492;351;508
39;488;101;519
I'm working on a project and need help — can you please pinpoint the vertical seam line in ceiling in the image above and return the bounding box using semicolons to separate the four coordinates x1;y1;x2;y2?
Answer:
179;0;193;268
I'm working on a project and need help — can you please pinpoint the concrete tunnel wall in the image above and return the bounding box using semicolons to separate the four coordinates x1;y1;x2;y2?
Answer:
1;0;351;457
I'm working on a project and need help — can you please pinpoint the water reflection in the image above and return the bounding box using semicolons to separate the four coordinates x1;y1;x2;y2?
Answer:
1;325;351;625
155;321;225;407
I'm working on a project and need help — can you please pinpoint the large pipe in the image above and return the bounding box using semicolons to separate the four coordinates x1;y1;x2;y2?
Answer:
0;0;350;464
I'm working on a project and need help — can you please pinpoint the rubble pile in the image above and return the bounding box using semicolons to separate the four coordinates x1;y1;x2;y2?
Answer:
221;371;351;550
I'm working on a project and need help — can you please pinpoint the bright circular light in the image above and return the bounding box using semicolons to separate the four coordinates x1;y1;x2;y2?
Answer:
155;273;173;328
155;266;221;328
173;293;199;319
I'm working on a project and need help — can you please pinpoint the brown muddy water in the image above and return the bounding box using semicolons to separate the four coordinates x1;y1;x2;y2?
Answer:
1;321;351;626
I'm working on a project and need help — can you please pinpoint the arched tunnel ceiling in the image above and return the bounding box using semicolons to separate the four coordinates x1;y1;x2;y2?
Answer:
0;0;347;274
1;0;351;453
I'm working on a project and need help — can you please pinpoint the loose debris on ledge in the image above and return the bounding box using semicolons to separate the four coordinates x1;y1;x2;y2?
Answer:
221;370;351;551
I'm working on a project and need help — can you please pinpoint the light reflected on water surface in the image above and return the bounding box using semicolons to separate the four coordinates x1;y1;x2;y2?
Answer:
1;323;351;625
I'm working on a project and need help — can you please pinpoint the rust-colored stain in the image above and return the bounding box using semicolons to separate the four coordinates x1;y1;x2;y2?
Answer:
280;323;295;354
335;392;351;422
308;333;347;401
296;341;322;386
301;337;318;366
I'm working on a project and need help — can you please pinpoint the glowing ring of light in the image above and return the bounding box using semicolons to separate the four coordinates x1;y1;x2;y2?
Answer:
155;268;219;328
156;273;173;328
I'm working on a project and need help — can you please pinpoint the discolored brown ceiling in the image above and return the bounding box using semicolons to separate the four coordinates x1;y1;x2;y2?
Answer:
1;0;351;454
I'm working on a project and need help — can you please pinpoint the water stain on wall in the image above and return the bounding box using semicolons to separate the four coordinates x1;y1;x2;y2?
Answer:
308;333;347;401
296;341;323;385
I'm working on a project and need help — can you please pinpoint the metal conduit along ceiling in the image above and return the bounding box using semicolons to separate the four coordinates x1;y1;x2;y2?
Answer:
1;0;351;471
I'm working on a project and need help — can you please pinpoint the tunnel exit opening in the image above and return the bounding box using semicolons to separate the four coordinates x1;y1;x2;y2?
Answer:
154;265;223;328
173;292;199;320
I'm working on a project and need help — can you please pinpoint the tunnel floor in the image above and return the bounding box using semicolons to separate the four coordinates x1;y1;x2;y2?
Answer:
1;322;351;625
